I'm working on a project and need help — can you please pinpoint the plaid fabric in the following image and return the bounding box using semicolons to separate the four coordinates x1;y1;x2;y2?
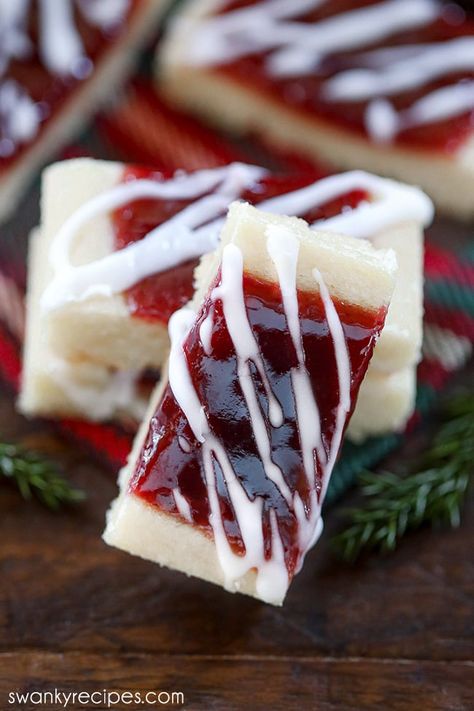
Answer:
0;81;472;501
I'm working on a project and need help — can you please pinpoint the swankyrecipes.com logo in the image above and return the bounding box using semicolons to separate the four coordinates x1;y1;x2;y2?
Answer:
7;688;185;708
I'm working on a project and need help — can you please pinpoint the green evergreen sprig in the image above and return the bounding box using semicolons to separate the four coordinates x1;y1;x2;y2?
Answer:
0;443;86;510
332;393;473;562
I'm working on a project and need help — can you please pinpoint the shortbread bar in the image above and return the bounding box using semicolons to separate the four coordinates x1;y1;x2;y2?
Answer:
104;202;397;604
0;0;169;222
160;0;474;218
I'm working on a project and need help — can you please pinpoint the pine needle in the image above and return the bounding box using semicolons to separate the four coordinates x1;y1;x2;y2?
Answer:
332;392;473;562
0;443;86;510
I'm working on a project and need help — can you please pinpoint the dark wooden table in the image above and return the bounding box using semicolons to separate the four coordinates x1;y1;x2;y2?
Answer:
1;357;473;710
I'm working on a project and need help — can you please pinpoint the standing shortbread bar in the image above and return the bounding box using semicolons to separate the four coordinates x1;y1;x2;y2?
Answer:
104;202;397;604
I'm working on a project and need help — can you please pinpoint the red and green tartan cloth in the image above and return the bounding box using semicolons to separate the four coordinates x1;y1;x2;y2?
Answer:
0;82;472;505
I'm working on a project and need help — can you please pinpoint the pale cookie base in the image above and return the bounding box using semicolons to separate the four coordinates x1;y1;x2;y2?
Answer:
104;202;396;604
41;159;170;371
197;202;397;312
159;5;474;219
369;223;423;374
20;228;148;421
0;0;169;225
104;491;261;600
347;367;416;443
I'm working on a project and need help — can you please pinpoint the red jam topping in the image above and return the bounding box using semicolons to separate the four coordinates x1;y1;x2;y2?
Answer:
213;0;474;153
0;1;141;172
129;270;387;578
112;165;368;323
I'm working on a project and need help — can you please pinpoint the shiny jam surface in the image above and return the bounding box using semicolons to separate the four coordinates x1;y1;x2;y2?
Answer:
0;1;140;172
130;271;387;578
214;0;474;153
112;164;367;323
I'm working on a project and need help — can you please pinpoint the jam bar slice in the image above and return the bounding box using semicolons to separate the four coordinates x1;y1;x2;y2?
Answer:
103;202;397;604
0;0;168;222
160;0;474;218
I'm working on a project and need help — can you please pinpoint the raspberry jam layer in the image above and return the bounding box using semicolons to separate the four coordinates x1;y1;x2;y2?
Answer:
112;165;201;323
0;1;141;172
112;165;367;323
214;0;474;153
129;270;387;578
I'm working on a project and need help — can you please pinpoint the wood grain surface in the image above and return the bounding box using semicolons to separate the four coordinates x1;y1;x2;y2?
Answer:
1;359;473;710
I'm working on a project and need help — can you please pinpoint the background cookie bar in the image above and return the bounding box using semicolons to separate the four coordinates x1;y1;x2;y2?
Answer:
0;0;169;223
159;0;474;218
19;158;263;420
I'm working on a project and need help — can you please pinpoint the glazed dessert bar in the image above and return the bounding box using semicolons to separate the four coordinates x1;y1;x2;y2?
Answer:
103;202;397;604
160;0;474;218
19;158;433;439
0;0;168;222
20;159;269;422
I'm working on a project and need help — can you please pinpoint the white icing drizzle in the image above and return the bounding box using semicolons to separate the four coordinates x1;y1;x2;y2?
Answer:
312;268;351;498
0;0;32;74
199;305;215;356
365;81;474;143
260;170;434;239
211;244;291;502
39;0;87;77
212;244;284;429
266;225;325;475
180;0;474;141
0;80;41;157
42;163;265;311
184;0;438;69
172;487;193;522
167;228;353;601
43;166;432;312
203;433;289;603
168;308;207;444
168;300;289;603
0;0;129;151
265;225;328;569
324;38;474;101
77;0;129;28
178;435;191;453
265;226;349;561
267;0;441;79
211;245;289;502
